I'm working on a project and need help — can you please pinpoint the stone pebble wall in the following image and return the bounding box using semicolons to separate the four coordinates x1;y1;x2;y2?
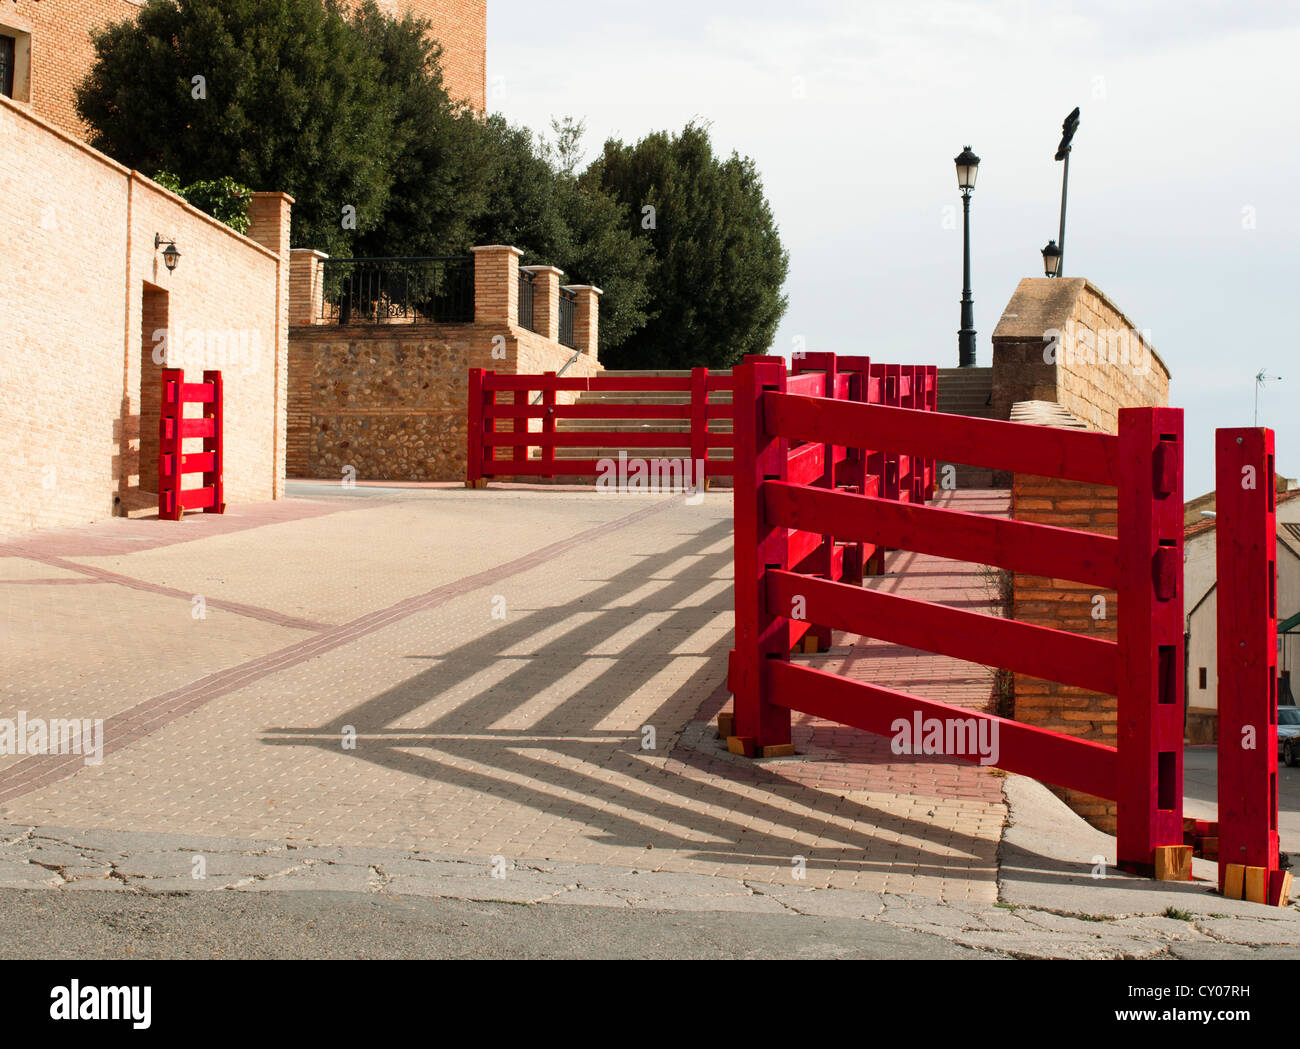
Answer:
289;324;599;483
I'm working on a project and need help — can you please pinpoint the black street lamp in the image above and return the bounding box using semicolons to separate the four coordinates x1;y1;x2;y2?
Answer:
1041;240;1062;277
954;146;980;368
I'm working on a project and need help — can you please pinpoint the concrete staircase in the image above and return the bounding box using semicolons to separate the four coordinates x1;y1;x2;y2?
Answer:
534;370;734;487
935;367;1004;489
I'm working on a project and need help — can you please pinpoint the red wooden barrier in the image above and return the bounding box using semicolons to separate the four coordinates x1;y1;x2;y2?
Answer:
466;369;738;485
158;368;225;521
1216;427;1288;905
727;357;1190;880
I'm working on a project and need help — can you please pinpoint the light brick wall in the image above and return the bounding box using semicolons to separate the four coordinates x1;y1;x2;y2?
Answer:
1012;467;1120;832
11;0;485;143
0;96;286;537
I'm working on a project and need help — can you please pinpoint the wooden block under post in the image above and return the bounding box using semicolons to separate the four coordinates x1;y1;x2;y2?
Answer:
760;744;796;758
1269;870;1293;907
1199;837;1219;860
1223;863;1246;900
726;736;756;758
717;713;735;739
1153;845;1192;882
803;636;820;654
1245;866;1268;904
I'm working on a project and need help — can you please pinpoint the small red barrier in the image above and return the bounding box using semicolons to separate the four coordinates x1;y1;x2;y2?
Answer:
158;368;225;521
1216;427;1288;904
728;356;1190;879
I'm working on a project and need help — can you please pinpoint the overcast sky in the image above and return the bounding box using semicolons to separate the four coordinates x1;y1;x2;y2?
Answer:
488;0;1300;495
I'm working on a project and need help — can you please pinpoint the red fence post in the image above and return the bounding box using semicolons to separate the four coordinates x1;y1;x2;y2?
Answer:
1216;427;1286;903
158;368;182;521
925;366;938;500
467;368;484;487
690;367;708;487
1116;407;1186;876
729;358;792;756
202;369;225;514
541;371;557;479
791;353;837;649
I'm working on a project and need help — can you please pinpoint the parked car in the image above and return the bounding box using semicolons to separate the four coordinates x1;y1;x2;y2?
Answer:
1280;706;1300;766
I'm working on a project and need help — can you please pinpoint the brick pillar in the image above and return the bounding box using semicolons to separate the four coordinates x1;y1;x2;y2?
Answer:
565;284;602;359
289;249;327;327
472;245;523;327
521;265;563;341
246;191;294;499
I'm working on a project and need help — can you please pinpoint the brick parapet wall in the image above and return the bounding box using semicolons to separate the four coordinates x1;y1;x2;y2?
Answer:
992;278;1170;430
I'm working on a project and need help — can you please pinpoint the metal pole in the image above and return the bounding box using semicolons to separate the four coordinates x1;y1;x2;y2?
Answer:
1057;150;1070;277
959;192;976;367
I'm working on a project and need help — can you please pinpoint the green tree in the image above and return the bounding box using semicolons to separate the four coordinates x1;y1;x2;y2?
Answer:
348;3;487;259
588;122;790;369
76;0;394;256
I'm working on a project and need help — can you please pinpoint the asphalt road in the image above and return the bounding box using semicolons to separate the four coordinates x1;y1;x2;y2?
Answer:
0;889;991;960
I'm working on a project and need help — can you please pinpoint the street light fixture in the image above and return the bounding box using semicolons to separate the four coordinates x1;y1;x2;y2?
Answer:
1041;240;1062;278
954;145;980;367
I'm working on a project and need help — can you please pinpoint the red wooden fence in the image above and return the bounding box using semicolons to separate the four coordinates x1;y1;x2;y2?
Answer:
465;360;938;491
1216;427;1289;905
727;356;1190;880
159;368;225;521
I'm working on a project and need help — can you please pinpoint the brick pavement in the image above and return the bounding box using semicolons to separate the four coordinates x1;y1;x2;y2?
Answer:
0;485;1012;902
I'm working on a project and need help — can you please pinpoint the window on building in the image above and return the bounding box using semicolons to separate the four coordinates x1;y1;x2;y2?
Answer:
0;35;15;98
1199;667;1208;690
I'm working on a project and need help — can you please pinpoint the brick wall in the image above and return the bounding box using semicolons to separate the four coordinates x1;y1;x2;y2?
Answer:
0;95;287;537
1011;456;1120;832
991;278;1170;431
5;0;485;143
352;0;486;111
1;0;144;138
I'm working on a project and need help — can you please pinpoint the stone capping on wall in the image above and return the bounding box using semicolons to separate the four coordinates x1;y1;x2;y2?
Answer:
1007;399;1091;430
0;96;281;265
990;277;1171;432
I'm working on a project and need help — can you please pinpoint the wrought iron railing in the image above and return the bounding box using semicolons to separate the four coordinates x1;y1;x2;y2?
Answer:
559;287;577;349
319;256;474;325
518;269;536;332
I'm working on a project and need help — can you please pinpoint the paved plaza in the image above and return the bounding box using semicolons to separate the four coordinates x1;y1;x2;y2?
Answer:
2;482;1299;957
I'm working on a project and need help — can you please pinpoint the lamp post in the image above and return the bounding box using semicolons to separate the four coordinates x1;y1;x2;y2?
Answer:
1041;240;1062;277
1054;108;1080;277
955;145;980;368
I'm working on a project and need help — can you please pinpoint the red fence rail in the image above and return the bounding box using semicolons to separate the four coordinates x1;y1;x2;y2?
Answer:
159;368;225;521
1216;427;1289;905
727;356;1190;880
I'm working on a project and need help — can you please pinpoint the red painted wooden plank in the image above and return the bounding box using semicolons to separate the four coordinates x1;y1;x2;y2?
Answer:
179;487;217;510
1115;408;1184;875
179;452;217;474
765;481;1119;588
1216;426;1281;894
764;393;1120;487
201;369;224;514
792;541;844;581
731;359;793;748
768;661;1118;800
489;459;736;478
486;403;693;420
181;383;216;404
467;368;484;485
786;372;827;398
179;418;215;439
486;431;694;449
786;527;824;568
766;569;1119;695
787;443;825;487
484;375;692;392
